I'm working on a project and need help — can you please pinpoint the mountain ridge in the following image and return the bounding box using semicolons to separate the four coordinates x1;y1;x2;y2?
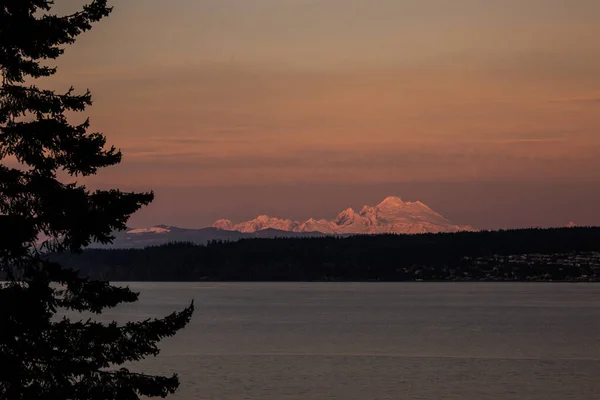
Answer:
211;196;474;235
102;196;474;248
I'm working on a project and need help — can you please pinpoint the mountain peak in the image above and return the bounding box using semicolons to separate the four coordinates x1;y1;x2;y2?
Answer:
212;219;234;230
335;207;360;226
339;207;356;215
377;196;405;207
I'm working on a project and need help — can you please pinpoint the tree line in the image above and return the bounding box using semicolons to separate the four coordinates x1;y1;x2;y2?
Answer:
49;227;600;282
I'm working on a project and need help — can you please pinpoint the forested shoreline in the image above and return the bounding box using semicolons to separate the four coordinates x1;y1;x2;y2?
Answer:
48;227;600;282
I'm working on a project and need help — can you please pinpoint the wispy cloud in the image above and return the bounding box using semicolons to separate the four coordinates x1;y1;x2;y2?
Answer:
494;138;567;145
551;95;600;104
156;126;259;138
118;142;592;170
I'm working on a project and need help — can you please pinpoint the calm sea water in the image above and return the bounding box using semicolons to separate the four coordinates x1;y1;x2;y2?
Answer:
96;283;600;400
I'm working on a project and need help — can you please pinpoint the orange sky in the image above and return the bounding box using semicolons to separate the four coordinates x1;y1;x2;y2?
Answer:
44;0;600;228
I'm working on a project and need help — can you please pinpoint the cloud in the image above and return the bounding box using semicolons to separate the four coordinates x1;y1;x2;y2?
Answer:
115;146;468;169
156;126;259;139
494;138;567;145
116;142;588;170
152;128;260;145
551;96;600;104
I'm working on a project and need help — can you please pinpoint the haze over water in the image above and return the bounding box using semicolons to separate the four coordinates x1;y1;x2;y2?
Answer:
97;283;600;399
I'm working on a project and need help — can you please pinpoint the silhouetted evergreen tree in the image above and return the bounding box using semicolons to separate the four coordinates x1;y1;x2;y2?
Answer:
0;1;193;399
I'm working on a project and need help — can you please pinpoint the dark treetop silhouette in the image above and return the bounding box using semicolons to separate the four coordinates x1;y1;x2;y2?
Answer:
0;1;193;399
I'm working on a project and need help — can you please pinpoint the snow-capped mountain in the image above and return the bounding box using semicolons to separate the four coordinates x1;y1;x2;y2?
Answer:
107;197;473;248
213;215;299;233
212;196;474;235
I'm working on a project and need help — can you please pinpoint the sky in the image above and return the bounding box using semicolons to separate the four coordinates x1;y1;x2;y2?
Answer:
46;0;600;229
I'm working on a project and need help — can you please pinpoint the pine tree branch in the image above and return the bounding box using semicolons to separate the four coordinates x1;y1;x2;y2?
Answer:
0;84;92;119
1;2;194;398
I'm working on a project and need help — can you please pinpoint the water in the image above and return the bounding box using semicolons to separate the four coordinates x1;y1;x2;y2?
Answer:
95;283;600;399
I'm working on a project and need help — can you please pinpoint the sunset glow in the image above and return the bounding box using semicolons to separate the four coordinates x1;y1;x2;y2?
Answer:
51;0;600;229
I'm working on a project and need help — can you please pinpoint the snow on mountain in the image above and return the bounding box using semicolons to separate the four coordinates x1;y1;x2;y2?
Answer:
212;219;234;230
116;197;474;249
233;215;299;233
298;217;337;234
127;226;171;234
92;196;474;248
212;196;474;235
